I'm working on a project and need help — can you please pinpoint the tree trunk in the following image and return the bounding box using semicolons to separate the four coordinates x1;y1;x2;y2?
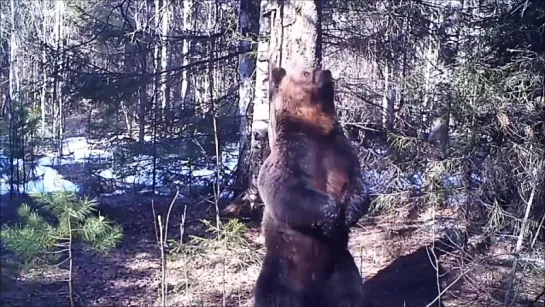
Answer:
382;64;395;131
240;0;272;209
227;0;260;203
136;0;149;144
159;0;171;124
52;0;65;156
269;0;322;69
425;4;449;160
40;0;48;137
8;0;20;197
123;17;137;138
153;0;162;137
180;0;194;108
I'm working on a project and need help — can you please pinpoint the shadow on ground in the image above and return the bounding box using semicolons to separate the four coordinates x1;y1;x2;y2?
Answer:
0;194;218;307
1;244;159;307
362;239;454;307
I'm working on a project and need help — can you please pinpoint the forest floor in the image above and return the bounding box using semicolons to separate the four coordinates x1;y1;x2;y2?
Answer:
1;194;544;307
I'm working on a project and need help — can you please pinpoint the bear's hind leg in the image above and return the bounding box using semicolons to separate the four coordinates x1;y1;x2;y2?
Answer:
253;255;306;307
325;249;366;307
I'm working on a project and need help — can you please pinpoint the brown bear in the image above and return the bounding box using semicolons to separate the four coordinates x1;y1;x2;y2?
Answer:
252;65;371;307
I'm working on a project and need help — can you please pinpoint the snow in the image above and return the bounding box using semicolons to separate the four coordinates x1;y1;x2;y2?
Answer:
0;158;79;195
0;136;240;197
1;136;484;202
60;136;113;161
96;142;238;188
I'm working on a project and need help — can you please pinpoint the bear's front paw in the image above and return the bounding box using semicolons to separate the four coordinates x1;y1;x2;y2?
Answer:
317;200;345;238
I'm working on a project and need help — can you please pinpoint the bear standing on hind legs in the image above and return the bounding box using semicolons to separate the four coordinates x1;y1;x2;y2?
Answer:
253;65;371;307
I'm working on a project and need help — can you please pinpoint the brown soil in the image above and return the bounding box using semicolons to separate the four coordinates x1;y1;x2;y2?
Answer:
1;196;543;307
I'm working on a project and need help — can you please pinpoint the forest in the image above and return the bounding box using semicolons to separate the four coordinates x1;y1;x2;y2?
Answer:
0;0;544;306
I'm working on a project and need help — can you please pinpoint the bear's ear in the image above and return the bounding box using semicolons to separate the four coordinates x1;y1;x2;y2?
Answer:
314;69;333;88
270;65;286;88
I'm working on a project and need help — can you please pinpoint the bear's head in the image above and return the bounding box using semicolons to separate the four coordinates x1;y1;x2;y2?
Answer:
269;65;336;134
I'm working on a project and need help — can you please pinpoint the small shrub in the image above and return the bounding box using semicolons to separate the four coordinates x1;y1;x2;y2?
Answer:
1;191;123;307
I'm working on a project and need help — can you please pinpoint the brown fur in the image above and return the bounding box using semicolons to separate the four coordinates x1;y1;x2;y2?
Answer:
253;65;371;307
272;67;336;135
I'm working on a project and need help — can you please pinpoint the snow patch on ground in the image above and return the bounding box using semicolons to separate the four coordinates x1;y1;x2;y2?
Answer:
0;137;240;197
0;158;80;195
1;137;483;199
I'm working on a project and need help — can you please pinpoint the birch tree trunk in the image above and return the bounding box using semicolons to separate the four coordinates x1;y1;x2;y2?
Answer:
153;0;162;128
159;0;171;122
151;0;161;190
382;63;395;131
52;0;65;155
0;7;8;119
8;0;20;196
9;0;20;113
425;4;449;160
229;0;260;202
122;11;137;138
243;0;272;208
180;0;194;107
135;0;149;144
40;0;49;137
238;0;260;143
194;2;217;116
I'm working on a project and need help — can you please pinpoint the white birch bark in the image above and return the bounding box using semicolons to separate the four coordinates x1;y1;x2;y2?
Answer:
51;0;65;153
135;0;148;143
246;0;273;206
159;0;170;113
425;3;449;158
382;63;395;131
228;0;260;203
180;0;194;106
40;0;49;137
9;0;20;109
153;0;161;112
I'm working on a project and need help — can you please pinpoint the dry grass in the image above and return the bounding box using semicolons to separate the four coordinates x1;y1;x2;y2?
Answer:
1;199;543;307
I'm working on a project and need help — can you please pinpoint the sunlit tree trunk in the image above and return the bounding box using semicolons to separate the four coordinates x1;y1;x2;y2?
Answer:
8;0;21;196
425;3;449;159
245;0;272;208
135;0;149;144
151;0;161;190
159;0;171;123
0;14;7;120
207;2;217;117
52;0;65;155
153;0;170;127
9;0;20;110
269;0;323;69
40;0;50;137
229;0;260;202
422;5;441;140
180;0;194;107
153;0;161;131
267;0;323;146
382;63;395;131
122;16;135;138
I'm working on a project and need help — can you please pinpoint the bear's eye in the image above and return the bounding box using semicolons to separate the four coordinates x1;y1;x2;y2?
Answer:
303;71;311;77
